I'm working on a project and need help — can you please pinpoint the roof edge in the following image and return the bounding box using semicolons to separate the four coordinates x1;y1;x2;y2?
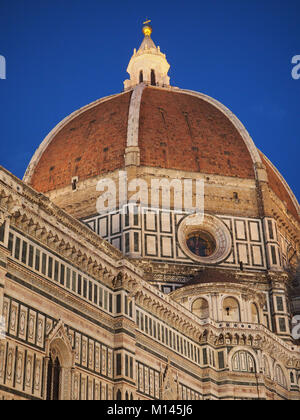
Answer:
261;151;300;220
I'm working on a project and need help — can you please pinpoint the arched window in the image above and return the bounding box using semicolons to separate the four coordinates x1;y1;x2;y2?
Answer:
223;297;240;322
139;70;143;83
45;324;74;400
46;352;61;400
191;298;209;319
116;389;122;400
274;365;287;389
151;69;156;86
232;351;256;373
251;303;260;324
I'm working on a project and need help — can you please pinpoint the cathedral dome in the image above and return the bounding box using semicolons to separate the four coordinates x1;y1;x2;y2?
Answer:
25;86;256;187
24;84;299;223
23;23;300;225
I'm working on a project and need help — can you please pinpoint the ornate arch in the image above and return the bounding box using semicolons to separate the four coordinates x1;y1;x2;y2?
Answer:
274;363;288;390
228;347;259;373
191;297;209;319
45;320;75;400
221;296;241;322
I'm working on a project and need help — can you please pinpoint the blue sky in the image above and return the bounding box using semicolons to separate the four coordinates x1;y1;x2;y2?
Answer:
0;0;299;200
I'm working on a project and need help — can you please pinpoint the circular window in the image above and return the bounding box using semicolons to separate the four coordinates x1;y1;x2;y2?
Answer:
186;231;216;257
177;213;232;264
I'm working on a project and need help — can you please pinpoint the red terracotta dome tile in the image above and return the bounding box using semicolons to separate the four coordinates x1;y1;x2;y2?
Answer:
139;88;255;178
29;92;132;193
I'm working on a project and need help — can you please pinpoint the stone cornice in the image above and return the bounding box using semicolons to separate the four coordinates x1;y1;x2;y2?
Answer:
0;166;143;282
171;282;267;309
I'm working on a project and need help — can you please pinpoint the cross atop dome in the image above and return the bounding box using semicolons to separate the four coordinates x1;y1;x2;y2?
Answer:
124;20;170;90
142;19;152;36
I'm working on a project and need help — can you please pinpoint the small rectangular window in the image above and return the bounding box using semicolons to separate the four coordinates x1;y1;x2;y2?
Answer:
48;256;53;278
130;357;133;379
268;220;274;240
72;271;76;292
271;246;277;265
78;275;82;295
0;222;5;243
134;232;139;252
8;233;13;252
133;208;139;226
66;268;71;289
88;281;93;302
276;296;284;312
124;295;128;315
89;281;93;302
99;288;103;307
125;354;129;377
35;249;40;271
279;317;286;332
14;237;21;259
116;294;122;314
54;261;59;281
129;301;132;318
83;278;87;298
218;351;225;369
28;245;34;268
94;285;98;304
21;241;27;264
125;232;130;253
116;354;122;376
60;264;65;285
203;348;208;365
104;290;108;310
42;253;47;275
124;207;129;227
109;293;113;312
